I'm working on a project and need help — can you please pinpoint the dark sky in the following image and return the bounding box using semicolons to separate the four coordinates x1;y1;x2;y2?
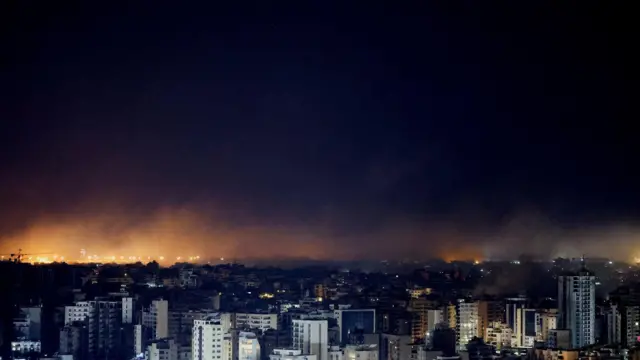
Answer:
0;2;637;260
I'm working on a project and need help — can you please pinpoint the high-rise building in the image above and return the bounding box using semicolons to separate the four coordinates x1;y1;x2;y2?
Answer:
514;308;536;347
193;314;226;360
409;297;440;342
134;324;152;356
558;265;596;348
168;310;211;348
604;305;621;345
454;299;478;351
624;305;640;346
122;297;134;324
63;299;127;359
505;297;527;332
608;284;640;347
292;318;329;360
142;299;169;339
476;300;504;340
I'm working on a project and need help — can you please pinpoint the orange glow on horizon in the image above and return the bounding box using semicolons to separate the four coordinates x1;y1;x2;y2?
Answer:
0;207;499;264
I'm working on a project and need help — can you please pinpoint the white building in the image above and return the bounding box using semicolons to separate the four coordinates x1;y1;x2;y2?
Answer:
344;345;377;360
134;324;146;355
455;299;478;350
514;308;536;347
238;331;261;360
148;338;178;360
270;348;318;360
426;309;444;336
485;322;513;350
558;265;596;348
193;314;226;360
63;299;123;357
235;312;279;332
293;318;329;360
65;299;132;326
64;301;92;325
535;309;558;343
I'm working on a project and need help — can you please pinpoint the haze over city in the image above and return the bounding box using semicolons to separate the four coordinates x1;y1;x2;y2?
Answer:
2;2;636;263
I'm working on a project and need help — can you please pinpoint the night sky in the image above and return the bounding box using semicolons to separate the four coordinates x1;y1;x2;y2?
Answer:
1;2;636;261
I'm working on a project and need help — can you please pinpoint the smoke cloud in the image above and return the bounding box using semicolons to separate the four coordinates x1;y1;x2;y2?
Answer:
1;202;639;264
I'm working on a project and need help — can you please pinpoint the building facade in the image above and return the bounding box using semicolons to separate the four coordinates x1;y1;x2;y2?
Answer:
292;319;329;360
558;267;596;348
193;315;226;360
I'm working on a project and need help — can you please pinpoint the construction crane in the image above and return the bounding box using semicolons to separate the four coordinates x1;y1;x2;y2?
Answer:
0;249;52;263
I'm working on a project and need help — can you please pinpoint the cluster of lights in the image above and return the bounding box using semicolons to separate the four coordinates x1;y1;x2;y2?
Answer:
76;253;204;263
3;249;225;265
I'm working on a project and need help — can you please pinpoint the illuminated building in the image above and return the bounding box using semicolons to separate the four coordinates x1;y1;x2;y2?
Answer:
484;322;513;350
193;314;226;360
476;300;504;340
408;296;440;342
238;331;261;360
408;288;433;299
454;299;478;351
558;264;596;348
535;309;558;343
11;340;41;354
505;296;527;332
514;307;536;347
624;305;640;347
292;318;329;360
